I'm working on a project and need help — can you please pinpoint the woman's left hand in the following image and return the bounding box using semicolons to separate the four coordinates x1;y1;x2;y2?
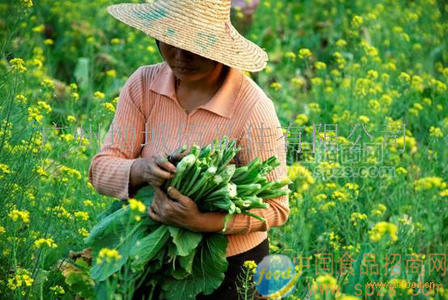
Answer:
148;186;204;232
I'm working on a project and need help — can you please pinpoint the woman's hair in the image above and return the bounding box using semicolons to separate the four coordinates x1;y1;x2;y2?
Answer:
155;39;161;52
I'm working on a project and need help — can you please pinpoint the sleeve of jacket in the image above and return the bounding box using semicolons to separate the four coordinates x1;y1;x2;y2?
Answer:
222;96;290;235
88;67;146;200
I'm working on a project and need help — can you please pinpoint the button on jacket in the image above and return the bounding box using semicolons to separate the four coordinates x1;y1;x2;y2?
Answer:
89;61;289;257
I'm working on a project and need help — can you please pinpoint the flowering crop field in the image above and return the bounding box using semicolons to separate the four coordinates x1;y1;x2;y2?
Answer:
0;0;447;299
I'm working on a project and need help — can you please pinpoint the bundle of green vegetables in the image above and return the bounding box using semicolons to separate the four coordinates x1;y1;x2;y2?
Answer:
84;136;291;299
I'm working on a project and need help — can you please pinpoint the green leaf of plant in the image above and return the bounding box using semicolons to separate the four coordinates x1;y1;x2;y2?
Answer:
178;248;196;274
90;222;147;282
167;226;202;257
130;225;170;269
84;206;129;249
161;233;228;300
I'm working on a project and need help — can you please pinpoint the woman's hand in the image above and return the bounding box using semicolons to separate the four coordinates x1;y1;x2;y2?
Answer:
148;186;206;232
130;148;187;189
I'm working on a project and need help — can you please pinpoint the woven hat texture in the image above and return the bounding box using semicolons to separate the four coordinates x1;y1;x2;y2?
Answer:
107;0;268;72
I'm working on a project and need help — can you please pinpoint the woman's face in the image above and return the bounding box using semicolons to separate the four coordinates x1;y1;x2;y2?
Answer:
157;40;221;82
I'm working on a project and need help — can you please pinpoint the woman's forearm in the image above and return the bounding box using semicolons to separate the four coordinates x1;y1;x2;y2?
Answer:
194;211;228;233
129;159;146;190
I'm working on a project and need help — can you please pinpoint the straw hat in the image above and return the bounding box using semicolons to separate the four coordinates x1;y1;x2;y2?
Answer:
106;0;268;72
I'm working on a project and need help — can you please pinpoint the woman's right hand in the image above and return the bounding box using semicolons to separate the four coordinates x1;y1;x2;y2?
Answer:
130;154;177;189
129;149;187;189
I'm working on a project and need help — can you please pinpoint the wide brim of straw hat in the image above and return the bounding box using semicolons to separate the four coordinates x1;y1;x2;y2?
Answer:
106;1;268;72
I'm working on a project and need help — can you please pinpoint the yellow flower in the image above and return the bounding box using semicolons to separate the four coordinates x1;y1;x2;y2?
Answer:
332;189;350;202
288;163;315;191
21;0;33;7
294;114;308;126
320;201;336;212
83;200;94;207
74;211;89;221
314;61;327;70
67;115;76;123
336;295;361;300
7;268;34;290
50;285;65;295
367;70;378;79
78;228;89;237
396;167;407;175
41;77;55;89
44;39;54;45
72;92;79;100
291;77;305;88
298;48;312;59
103;102;115;113
369;221;398;243
147;46;156;53
414;176;445;191
315;274;338;290
111;38;121;45
32;24;45;33
69;83;78;91
97;248;122;264
15;94;27;104
8;208;30;224
243;260;258;273
34;238;58;249
9;58;27;72
423;97;432;105
358;115;369;124
335;39;347;47
313;193;327;202
311;77;323;86
371;203;387;216
285;51;297;60
350;212;367;226
94;91;105;100
106;69;116;77
0;163;11;179
308;102;321;113
60;166;81;180
37;101;52;113
399;72;411;82
129;199;146;213
429;126;443;138
270;82;282;91
351;15;363;27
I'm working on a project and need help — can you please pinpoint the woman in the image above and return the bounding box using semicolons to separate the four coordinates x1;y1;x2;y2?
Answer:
89;0;289;299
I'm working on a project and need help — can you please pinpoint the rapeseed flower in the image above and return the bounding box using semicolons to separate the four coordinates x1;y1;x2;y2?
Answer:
414;176;445;191
243;260;257;274
429;126;443;138
129;198;146;221
94;91;105;100
34;238;58;249
350;212;367;226
97;248;122;264
7;268;34;290
8;208;30;224
369;222;398;242
10;58;27;72
298;48;312;59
